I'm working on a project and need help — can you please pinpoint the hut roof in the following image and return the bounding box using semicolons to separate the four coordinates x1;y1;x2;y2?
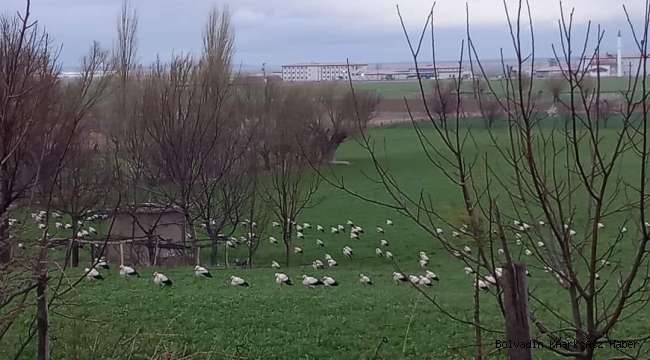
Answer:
110;203;184;215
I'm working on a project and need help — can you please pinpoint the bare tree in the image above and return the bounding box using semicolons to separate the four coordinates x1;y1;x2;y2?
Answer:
120;7;237;264
258;84;321;266
315;2;650;359
478;96;503;129
546;75;566;103
310;84;379;163
42;127;114;267
429;79;459;119
0;3;112;357
0;2;60;265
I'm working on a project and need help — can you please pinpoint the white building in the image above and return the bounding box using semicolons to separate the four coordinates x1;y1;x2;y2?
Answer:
410;65;473;80
281;62;368;82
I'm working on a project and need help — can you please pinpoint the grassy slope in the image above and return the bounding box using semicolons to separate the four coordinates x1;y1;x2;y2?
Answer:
4;123;650;359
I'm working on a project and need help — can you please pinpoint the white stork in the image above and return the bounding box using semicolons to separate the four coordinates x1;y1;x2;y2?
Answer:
385;251;393;259
386;219;393;226
119;265;139;278
322;276;338;287
343;246;353;258
271;260;281;269
317;225;324;232
476;279;490;291
425;270;439;281
312;260;324;270
327;258;338;267
294;246;303;254
95;257;109;269
418;276;433;287
484;274;497;285
375;248;383;257
380;239;389;247
392;272;408;283
230;275;249;287
359;273;373;285
302;274;323;288
275;273;293;286
194;265;212;278
419;251;429;262
376;227;384;234
84;268;104;281
316;239;325;247
269;236;278;244
153;272;173;287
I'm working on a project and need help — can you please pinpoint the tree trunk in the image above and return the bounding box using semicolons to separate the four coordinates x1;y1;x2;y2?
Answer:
71;244;79;267
185;213;197;266
324;144;338;163
248;244;254;269
502;262;533;360
146;235;156;265
0;181;12;265
473;273;483;360
207;226;219;266
283;227;291;267
36;272;50;360
0;209;11;266
324;136;346;164
71;219;79;267
284;241;290;267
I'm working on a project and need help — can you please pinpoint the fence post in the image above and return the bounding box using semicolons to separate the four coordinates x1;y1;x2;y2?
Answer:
502;262;533;360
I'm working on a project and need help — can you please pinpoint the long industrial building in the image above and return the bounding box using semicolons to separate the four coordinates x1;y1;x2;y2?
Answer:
281;62;368;82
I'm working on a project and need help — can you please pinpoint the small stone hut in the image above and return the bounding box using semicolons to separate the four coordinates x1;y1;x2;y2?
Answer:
104;203;190;266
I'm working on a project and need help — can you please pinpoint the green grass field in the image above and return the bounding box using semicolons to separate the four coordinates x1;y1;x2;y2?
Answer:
354;77;635;99
4;122;650;359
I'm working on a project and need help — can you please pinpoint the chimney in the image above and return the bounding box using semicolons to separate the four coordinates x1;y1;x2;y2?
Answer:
617;30;623;77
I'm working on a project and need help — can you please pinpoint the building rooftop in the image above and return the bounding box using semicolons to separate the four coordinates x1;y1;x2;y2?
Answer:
282;62;368;67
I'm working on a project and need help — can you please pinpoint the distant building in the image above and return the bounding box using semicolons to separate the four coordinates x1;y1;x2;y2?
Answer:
281;62;368;82
409;65;473;80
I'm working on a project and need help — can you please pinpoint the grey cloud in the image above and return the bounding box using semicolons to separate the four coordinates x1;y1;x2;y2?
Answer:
1;0;644;68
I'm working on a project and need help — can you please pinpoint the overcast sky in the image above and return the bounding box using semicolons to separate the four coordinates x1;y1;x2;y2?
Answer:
2;0;645;69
